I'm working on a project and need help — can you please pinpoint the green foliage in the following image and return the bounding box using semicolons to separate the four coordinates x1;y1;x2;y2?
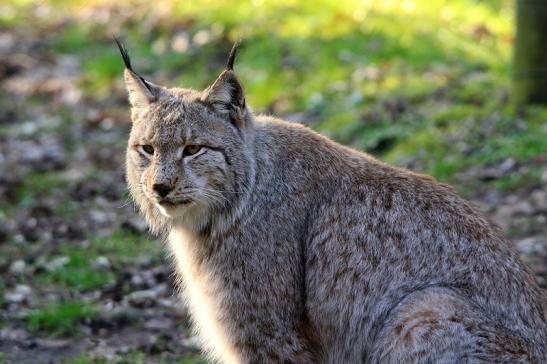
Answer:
91;229;162;265
37;229;160;292
177;355;208;364
14;172;68;209
65;352;206;364
26;301;98;336
494;169;543;192
64;357;108;364
38;248;114;291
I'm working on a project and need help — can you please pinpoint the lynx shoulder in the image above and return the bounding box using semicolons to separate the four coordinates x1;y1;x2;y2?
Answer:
118;40;547;363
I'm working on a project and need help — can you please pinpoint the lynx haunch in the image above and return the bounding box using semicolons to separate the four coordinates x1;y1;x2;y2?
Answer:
117;40;547;363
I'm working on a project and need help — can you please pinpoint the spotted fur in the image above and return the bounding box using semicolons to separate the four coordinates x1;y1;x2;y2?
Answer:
119;41;547;363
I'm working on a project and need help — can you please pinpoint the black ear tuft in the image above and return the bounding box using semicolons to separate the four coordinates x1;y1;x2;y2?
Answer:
115;37;155;95
226;41;241;71
115;37;133;71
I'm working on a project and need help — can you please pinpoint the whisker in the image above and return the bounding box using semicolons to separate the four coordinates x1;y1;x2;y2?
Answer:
116;200;133;209
199;190;230;207
183;187;244;195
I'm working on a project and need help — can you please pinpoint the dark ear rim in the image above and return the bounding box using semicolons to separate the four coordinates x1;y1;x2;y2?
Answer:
114;37;133;70
203;70;245;107
201;70;247;128
226;40;241;71
114;37;155;94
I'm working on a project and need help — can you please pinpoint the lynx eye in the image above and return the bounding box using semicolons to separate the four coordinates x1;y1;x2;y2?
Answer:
140;145;154;155
184;145;202;157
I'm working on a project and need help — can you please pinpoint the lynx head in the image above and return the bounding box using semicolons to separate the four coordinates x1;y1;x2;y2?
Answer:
117;39;256;235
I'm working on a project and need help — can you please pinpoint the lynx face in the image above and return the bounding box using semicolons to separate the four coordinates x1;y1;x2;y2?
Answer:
119;41;254;233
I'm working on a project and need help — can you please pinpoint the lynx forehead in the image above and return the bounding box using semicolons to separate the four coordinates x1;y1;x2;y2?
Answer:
118;39;547;364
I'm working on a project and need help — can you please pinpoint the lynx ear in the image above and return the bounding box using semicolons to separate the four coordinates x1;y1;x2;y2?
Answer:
115;38;159;109
201;42;247;128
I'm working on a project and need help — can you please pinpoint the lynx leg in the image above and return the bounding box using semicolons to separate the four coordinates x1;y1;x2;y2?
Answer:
369;287;536;364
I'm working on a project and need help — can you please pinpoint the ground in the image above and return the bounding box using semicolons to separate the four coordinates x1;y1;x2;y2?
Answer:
0;1;545;363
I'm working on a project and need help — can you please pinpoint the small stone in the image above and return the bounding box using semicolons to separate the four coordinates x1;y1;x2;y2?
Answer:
0;328;29;341
107;306;143;325
516;237;546;256
153;283;168;296
9;260;26;275
182;336;201;350
127;289;157;307
144;317;172;331
88;209;110;226
514;201;535;216
530;190;546;210
131;274;145;288
4;284;32;304
136;256;153;268
45;256;69;271
35;338;70;349
93;256;111;271
157;298;178;309
499;158;517;174
15;284;32;295
122;217;148;234
4;292;25;304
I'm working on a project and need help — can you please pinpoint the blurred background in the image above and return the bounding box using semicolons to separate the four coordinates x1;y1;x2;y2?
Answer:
0;0;546;363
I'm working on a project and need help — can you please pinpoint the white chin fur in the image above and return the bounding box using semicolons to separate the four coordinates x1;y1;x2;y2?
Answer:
156;203;182;218
156;202;208;229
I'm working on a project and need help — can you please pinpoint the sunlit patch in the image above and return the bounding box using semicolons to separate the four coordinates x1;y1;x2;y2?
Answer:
156;201;194;219
169;229;242;364
156;203;173;218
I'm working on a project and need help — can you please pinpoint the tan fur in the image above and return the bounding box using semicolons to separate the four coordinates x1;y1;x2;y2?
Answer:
120;43;547;363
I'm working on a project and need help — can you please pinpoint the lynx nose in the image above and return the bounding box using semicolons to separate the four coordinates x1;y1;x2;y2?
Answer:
153;183;173;198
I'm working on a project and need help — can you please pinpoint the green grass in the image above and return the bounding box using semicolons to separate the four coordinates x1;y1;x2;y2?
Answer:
177;355;208;364
65;357;107;364
26;301;98;336
65;352;205;364
91;229;162;265
13;172;69;210
38;251;114;292
0;170;83;229
5;0;541;195
36;229;160;292
383;105;547;185
493;168;543;192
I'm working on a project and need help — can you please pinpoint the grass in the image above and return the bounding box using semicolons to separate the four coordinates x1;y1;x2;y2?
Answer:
65;353;205;364
14;172;69;210
4;0;542;196
493;168;543;192
26;301;98;336
36;229;161;292
90;229;162;266
65;358;108;364
38;249;114;292
0;171;82;236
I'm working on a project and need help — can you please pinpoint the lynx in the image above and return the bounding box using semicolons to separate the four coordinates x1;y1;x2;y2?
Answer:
117;40;547;363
